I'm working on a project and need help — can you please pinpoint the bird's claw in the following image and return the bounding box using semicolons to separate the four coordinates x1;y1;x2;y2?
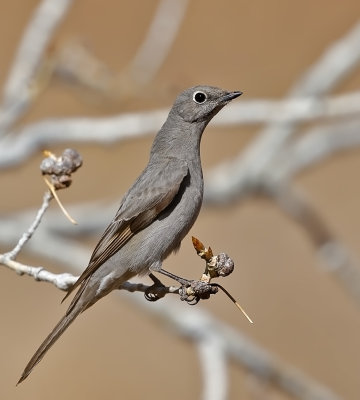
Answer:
144;288;161;302
144;274;167;302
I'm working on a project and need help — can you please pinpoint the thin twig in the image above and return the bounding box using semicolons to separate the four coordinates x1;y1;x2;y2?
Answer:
4;191;52;260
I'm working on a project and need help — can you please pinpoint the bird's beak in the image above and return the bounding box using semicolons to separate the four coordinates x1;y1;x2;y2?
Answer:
221;91;243;103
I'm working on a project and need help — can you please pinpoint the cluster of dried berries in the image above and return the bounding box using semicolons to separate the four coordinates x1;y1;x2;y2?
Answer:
40;149;82;189
179;280;219;305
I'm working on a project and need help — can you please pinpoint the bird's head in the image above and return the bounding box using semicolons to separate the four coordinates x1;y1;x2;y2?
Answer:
173;85;242;123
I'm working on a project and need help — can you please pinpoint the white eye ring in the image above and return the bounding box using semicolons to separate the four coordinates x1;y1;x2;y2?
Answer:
193;91;207;104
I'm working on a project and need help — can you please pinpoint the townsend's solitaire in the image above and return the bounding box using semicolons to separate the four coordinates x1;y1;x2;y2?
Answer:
18;85;242;384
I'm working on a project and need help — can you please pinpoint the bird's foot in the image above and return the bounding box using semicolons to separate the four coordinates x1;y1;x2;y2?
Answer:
144;273;167;302
156;268;219;305
147;269;220;306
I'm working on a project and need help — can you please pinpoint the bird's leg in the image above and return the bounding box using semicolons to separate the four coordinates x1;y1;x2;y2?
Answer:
147;264;195;303
157;268;191;286
157;268;193;304
149;273;165;286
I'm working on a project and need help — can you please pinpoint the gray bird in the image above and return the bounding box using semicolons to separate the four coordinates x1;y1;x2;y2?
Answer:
18;85;242;384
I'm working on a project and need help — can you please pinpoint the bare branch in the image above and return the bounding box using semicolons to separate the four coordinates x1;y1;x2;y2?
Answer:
0;9;358;398
205;21;360;204
1;228;238;306
1;223;339;399
268;184;360;305
0;0;73;136
54;40;115;94
0;254;181;295
1;91;360;169
0;193;339;399
131;295;340;400
197;333;228;400
290;21;360;96
0;255;77;291
52;0;189;96
0;110;166;169
127;0;189;85
268;118;360;183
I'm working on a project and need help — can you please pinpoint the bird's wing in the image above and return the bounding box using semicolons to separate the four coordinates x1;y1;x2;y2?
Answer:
63;158;189;302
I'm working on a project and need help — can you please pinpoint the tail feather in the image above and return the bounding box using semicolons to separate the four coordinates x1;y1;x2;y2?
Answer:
17;305;83;385
17;271;134;385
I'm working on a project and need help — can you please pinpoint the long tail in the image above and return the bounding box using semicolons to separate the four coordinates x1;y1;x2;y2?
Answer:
17;304;83;385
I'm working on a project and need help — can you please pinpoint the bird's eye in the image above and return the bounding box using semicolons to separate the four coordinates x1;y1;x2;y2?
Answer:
193;91;207;104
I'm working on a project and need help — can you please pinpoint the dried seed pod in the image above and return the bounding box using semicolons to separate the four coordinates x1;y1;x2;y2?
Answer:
190;280;218;299
214;253;234;277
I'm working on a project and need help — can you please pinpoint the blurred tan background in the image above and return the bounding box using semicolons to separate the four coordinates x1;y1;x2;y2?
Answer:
1;1;360;399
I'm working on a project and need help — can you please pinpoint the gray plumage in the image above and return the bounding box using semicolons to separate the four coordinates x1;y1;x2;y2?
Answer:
18;85;242;384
